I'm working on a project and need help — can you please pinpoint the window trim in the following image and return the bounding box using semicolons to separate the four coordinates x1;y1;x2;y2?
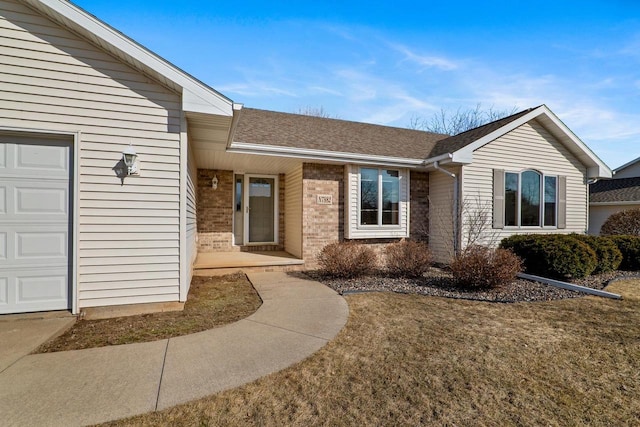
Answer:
504;169;558;229
357;167;402;229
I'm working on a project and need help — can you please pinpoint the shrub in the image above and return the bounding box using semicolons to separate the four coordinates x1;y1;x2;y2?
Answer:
385;240;432;278
600;208;640;236
451;246;522;289
317;242;377;278
500;234;597;279
607;235;640;271
570;234;622;273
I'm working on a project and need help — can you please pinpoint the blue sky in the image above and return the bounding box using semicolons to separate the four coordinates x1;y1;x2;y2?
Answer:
75;0;640;169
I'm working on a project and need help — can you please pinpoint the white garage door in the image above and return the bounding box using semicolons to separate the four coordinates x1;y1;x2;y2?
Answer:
0;135;72;314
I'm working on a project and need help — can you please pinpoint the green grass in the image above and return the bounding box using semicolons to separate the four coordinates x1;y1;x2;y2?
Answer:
103;279;640;426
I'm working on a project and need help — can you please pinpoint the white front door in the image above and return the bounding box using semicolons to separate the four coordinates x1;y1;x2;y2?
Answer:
244;175;278;245
0;137;72;314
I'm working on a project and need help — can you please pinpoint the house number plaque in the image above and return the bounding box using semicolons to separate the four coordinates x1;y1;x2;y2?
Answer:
317;194;333;205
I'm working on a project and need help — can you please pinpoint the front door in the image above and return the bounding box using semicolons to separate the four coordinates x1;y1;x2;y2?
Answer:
244;175;278;245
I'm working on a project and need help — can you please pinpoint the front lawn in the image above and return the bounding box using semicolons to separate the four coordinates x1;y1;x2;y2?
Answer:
104;279;640;426
36;273;261;353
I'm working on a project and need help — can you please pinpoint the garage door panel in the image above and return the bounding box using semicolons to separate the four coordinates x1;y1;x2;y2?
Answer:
0;269;68;314
0;186;5;214
17;231;67;260
15;143;68;175
18;273;67;303
0;138;71;314
0;278;7;305
15;185;68;216
0;232;6;260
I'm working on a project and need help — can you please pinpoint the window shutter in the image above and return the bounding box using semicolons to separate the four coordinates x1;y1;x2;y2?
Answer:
493;169;505;229
557;176;567;229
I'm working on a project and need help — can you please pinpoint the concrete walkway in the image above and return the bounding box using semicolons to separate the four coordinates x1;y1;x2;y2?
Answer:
0;272;348;427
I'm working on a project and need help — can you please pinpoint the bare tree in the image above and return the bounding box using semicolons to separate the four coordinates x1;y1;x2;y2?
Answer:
409;103;517;135
295;105;339;119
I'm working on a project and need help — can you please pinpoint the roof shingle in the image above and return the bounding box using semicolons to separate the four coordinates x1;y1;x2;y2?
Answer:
590;177;640;203
233;108;447;159
232;106;538;160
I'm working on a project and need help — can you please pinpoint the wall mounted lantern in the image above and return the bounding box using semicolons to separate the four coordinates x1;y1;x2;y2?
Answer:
122;144;139;175
211;174;219;190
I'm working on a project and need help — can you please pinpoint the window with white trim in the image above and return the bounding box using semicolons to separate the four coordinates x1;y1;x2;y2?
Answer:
360;167;400;226
504;170;557;227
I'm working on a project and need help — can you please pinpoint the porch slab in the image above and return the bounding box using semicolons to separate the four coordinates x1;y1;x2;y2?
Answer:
194;251;304;270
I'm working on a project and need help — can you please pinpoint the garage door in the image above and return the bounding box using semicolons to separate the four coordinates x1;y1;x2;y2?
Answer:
0;136;72;314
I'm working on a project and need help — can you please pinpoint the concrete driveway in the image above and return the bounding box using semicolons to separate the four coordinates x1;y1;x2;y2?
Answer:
0;313;75;372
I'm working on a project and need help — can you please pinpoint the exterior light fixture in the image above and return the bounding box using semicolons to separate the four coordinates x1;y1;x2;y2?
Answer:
211;174;218;190
122;144;139;175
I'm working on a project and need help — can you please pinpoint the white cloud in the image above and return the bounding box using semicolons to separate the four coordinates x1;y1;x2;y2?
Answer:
390;43;459;71
216;82;299;98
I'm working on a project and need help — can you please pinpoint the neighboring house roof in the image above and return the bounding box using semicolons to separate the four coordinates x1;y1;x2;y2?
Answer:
590;177;640;204
232;108;447;160
614;156;640;174
23;0;235;117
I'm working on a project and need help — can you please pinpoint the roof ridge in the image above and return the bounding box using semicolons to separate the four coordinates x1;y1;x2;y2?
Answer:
241;107;448;138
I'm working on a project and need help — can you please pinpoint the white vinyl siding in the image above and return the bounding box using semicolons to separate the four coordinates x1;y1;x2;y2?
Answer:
0;1;182;308
589;204;640;235
185;137;197;296
428;166;459;263
284;165;303;258
461;121;588;248
344;165;409;239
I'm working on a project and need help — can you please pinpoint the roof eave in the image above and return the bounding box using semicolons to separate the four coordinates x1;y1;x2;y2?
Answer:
447;105;612;179
227;142;428;168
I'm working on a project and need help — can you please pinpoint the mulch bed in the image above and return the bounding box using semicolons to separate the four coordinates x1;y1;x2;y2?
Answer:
304;269;640;303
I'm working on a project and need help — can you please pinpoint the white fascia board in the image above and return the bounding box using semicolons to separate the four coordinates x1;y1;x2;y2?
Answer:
590;201;640;206
451;105;612;179
227;142;427;168
33;0;233;117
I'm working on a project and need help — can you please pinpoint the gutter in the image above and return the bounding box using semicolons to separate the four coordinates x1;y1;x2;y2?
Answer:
227;142;428;168
433;160;460;255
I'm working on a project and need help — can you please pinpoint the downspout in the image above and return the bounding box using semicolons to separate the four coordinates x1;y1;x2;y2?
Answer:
433;161;459;255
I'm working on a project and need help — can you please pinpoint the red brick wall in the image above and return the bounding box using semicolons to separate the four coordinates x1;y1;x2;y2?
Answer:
197;169;234;252
302;163;344;268
301;164;430;269
410;171;429;241
197;170;285;252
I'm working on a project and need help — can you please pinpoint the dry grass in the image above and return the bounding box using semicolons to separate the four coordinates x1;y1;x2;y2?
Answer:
35;273;261;353
104;279;640;426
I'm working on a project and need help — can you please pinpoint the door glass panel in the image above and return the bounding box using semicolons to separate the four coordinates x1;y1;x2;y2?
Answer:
248;177;274;243
233;175;243;244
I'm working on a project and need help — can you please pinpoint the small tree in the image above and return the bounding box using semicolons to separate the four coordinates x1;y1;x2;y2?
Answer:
600;208;640;236
295;105;338;119
409;103;517;135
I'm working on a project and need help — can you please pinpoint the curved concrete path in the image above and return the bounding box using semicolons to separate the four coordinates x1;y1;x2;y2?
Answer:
0;272;348;427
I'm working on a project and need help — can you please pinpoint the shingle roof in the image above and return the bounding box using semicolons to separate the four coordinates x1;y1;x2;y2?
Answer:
428;107;537;157
233;108;448;159
233;106;539;160
590;177;640;203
